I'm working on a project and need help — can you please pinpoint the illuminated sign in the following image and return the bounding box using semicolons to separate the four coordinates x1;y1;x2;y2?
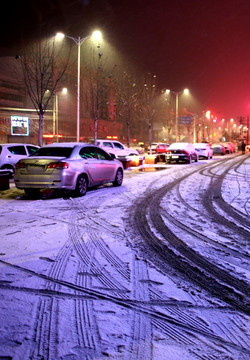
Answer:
106;135;118;139
43;134;63;138
11;116;29;136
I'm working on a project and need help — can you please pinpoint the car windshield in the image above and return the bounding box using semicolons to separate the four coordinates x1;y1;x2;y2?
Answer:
30;147;74;157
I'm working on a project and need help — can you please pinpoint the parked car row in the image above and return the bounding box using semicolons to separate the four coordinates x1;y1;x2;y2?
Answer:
211;142;236;155
0;139;240;198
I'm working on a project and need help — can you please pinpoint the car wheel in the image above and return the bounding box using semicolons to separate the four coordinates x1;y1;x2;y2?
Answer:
195;155;198;162
113;168;123;187
75;174;88;196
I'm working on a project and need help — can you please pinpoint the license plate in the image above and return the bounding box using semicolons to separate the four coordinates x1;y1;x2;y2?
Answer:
172;155;179;159
27;165;45;173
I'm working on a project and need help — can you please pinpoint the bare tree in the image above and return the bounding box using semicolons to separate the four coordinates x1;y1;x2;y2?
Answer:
112;69;139;147
16;37;71;146
83;49;110;144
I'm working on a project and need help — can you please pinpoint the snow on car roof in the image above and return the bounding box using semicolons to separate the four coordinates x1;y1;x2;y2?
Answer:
168;142;190;148
41;142;91;147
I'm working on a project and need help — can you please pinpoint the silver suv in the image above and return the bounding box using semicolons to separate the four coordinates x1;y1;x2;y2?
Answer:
96;140;139;158
0;143;39;174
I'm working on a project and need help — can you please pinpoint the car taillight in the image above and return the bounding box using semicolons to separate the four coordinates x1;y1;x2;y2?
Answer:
166;150;171;154
15;161;25;169
48;162;69;169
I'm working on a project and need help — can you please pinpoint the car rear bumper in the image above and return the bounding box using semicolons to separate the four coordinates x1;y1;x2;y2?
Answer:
14;172;76;190
15;181;75;190
166;154;189;161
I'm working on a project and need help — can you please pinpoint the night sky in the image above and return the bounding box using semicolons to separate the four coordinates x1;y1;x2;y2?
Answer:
1;0;250;119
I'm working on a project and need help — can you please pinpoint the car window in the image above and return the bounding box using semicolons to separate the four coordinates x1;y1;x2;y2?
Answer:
26;146;39;155
80;147;112;160
79;147;96;159
113;142;124;150
102;142;113;148
31;147;73;157
94;148;112;160
7;145;26;155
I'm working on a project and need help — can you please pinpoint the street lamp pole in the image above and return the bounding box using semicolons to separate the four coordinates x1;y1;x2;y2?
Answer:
175;92;179;142
68;35;89;142
56;31;102;142
166;88;189;142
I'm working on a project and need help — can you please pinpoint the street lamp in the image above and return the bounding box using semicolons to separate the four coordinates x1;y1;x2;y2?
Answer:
53;88;68;142
166;88;189;141
56;30;102;142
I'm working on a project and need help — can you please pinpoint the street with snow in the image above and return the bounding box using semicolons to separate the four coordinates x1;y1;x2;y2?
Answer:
0;153;249;360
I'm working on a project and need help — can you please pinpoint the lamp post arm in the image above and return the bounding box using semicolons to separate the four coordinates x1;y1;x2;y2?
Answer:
65;35;90;46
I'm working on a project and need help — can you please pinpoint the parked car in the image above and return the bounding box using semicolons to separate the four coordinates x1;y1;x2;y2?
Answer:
14;143;124;197
96;140;139;157
0;143;39;175
148;143;170;154
222;142;234;154
166;142;199;163
229;142;236;152
211;143;226;155
155;143;170;154
194;143;213;159
147;143;159;154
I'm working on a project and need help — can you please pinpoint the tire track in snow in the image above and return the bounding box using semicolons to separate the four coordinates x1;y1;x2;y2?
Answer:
127;159;250;313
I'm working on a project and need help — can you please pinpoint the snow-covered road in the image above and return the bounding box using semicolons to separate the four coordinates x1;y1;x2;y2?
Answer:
0;153;249;359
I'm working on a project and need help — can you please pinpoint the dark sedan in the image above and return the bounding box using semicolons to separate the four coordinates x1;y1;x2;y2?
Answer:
166;142;199;164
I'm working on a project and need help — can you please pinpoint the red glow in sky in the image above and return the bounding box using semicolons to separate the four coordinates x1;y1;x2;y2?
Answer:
1;0;250;118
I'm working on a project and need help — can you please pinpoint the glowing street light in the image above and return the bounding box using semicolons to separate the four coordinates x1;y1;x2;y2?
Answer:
56;30;102;142
166;88;189;141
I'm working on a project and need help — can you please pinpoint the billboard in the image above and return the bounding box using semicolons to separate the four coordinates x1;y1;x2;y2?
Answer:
11;116;29;136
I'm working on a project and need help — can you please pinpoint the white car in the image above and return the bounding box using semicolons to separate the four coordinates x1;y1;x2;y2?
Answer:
0;143;39;175
194;143;213;159
96;140;139;158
